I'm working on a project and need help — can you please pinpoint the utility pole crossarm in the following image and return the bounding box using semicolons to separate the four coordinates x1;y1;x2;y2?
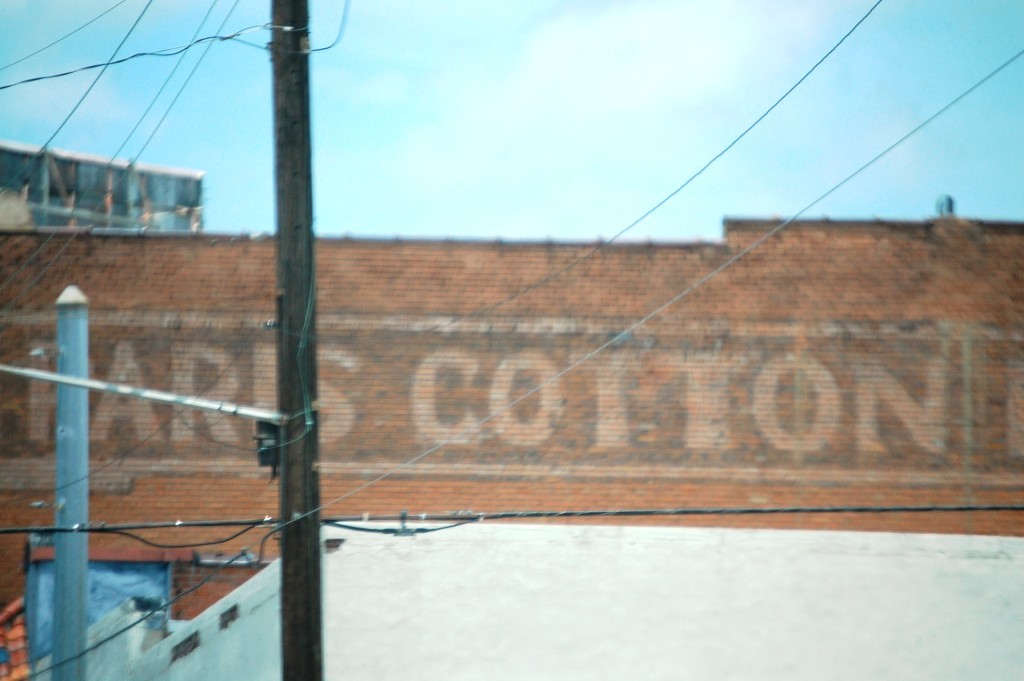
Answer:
0;363;287;425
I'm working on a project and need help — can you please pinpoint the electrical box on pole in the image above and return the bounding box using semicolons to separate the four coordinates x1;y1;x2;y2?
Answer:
255;420;282;476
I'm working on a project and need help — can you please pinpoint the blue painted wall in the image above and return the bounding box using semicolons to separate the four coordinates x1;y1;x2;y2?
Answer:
25;561;169;663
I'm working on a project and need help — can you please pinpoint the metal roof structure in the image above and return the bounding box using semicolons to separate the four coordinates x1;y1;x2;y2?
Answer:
0;140;203;232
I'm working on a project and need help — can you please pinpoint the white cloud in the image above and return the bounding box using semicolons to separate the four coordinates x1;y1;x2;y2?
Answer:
358;0;843;239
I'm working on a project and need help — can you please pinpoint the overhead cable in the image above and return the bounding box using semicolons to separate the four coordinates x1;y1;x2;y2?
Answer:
309;0;353;53
0;0;133;72
407;504;1024;522
281;0;353;54
323;515;477;536
87;524;261;549
40;0;156;149
0;233;80;311
0;1;156;308
230;0;352;53
28;550;251;680
417;0;887;336
265;0;886;349
0;518;274;535
290;41;1024;525
0;24;272;92
110;0;228;161
15;497;1020;676
0;345;254;511
114;0;253;166
0;522;263;549
0;2;237;314
2;503;1023;537
0;419;165;512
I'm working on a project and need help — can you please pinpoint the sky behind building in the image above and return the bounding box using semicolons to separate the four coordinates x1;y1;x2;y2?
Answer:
1;0;1021;241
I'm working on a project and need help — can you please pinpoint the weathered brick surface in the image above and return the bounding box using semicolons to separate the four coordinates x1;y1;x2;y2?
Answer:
1;217;1023;608
170;562;261;621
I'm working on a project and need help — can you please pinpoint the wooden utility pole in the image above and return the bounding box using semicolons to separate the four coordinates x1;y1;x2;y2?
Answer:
272;0;323;679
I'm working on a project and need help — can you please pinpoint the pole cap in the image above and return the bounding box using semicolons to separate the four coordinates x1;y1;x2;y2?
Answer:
56;285;89;307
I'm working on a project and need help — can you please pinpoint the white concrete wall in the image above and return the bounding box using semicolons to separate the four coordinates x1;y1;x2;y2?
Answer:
131;560;280;681
323;525;1024;681
54;526;1024;680
38;562;283;681
32;599;146;681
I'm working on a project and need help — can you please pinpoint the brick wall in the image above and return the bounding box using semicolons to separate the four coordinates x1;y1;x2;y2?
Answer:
1;217;1022;609
171;562;261;621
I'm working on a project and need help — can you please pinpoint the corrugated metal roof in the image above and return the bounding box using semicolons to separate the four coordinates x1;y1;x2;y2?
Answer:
0;140;204;180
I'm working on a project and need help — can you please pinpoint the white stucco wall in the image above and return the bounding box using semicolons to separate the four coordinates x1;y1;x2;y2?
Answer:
60;525;1024;680
323;525;1024;681
32;599;148;681
34;561;282;681
131;560;280;681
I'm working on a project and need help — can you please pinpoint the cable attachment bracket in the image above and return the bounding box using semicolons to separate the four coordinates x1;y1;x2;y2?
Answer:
395;510;415;537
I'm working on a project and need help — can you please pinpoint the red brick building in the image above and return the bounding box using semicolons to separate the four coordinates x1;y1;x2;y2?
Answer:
1;216;1023;608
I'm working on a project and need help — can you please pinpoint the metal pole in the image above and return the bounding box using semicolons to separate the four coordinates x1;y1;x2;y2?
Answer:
0;363;286;425
272;0;323;679
53;285;89;681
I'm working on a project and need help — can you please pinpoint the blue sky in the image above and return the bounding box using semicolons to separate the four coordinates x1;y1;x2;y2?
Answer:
1;0;1021;242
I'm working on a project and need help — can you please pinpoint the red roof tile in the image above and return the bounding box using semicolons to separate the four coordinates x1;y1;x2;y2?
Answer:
0;599;28;681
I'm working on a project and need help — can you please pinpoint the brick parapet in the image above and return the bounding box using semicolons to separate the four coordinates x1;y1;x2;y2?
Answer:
1;219;1022;610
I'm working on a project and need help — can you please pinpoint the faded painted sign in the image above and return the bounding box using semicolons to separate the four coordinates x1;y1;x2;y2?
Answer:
4;316;1021;481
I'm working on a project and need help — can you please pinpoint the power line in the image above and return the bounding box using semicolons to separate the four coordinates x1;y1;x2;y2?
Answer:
268;0;888;350
266;0;886;349
423;504;1024;522
3;36;1019;554
0;344;251;512
0;232;81;312
309;0;353;53
97;0;253;240
0;2;156;306
0;233;60;298
10;498;1019;676
114;0;255;168
28;550;252;680
0;518;273;535
0;3;237;321
110;0;228;161
169;408;256;453
40;0;155;150
0;522;264;550
2;5;1018;547
2;503;1023;537
3;0;875;334
230;0;353;53
0;0;133;72
0;25;273;93
412;0;886;337
323;519;476;535
291;41;1024;526
0;415;165;513
280;0;353;54
0;0;249;370
86;524;262;550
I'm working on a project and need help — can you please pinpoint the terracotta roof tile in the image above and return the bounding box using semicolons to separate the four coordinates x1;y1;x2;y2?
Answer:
0;600;28;681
